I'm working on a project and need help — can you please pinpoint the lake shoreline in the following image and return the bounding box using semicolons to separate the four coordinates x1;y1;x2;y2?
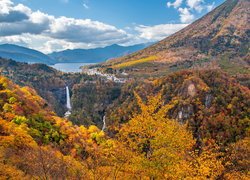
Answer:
50;62;96;73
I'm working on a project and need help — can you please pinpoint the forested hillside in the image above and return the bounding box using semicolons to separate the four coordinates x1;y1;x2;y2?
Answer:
0;58;94;116
0;58;124;124
0;0;249;178
0;75;249;179
105;70;250;149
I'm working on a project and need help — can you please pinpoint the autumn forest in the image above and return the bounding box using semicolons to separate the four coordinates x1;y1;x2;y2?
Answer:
0;0;250;179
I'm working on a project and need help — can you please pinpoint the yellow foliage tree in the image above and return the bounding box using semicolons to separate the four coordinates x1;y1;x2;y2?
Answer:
119;92;195;179
186;140;225;180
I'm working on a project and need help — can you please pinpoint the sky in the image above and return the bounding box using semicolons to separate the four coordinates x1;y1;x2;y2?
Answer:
0;0;225;53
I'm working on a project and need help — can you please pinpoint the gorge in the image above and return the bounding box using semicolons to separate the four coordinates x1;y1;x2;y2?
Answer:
0;0;249;179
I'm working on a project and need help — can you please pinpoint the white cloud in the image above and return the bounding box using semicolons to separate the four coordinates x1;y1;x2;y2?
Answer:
135;24;188;41
167;0;183;8
0;0;190;53
206;2;215;12
29;11;53;24
187;0;204;12
49;17;129;44
0;0;13;14
0;34;84;53
186;0;216;13
0;1;49;35
0;1;31;22
0;34;31;47
178;7;195;23
83;3;89;9
0;0;132;52
13;3;32;14
167;0;216;23
0;7;51;36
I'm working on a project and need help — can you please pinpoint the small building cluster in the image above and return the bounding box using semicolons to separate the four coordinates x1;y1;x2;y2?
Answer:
82;68;127;83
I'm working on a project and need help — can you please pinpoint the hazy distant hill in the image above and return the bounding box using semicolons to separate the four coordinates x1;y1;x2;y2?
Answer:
49;44;150;63
0;44;55;65
0;43;151;65
103;0;250;77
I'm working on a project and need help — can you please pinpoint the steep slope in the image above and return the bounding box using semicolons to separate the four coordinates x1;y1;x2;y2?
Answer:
0;75;114;179
0;44;55;64
49;44;149;63
0;58;93;116
0;58;120;120
105;69;250;148
0;75;249;179
103;0;249;77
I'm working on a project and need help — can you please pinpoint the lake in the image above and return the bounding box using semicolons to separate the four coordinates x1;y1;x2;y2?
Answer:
50;63;96;73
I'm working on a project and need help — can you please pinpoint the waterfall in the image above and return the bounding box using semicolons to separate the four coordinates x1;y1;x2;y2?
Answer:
178;111;183;120
66;86;72;110
65;86;72;117
102;115;106;131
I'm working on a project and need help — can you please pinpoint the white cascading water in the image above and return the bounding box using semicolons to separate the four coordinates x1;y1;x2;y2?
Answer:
102;115;106;131
66;86;72;110
65;86;72;117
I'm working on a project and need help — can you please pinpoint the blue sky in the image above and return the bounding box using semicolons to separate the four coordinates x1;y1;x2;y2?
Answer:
1;0;225;53
13;0;183;28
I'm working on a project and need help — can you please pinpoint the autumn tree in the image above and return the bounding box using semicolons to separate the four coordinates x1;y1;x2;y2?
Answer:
118;92;195;179
185;139;225;179
223;136;250;179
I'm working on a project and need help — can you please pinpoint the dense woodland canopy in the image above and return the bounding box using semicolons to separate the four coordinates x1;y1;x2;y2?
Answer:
0;73;249;179
0;0;249;179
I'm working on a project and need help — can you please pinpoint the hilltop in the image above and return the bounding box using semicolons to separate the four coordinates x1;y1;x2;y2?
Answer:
0;44;55;65
0;43;150;65
49;43;150;63
102;0;250;77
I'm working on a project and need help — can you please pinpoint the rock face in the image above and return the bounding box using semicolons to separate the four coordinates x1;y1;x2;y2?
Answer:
105;0;250;76
205;94;212;108
50;87;67;115
188;84;196;97
177;105;194;123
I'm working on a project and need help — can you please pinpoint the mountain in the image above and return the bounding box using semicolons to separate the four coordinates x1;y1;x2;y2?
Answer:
0;43;150;65
0;44;55;65
103;0;250;77
49;43;150;63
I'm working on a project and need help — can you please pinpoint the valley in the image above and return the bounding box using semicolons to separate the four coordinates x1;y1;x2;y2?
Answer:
0;0;249;179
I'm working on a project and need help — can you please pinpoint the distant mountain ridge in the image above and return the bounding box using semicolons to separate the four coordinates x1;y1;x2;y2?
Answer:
0;44;55;65
0;43;150;65
48;43;150;63
103;0;250;77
